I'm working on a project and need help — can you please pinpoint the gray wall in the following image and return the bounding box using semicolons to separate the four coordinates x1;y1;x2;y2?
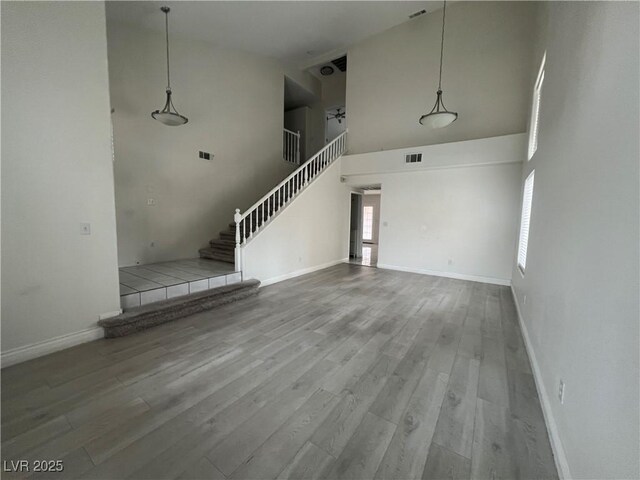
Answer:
511;2;639;478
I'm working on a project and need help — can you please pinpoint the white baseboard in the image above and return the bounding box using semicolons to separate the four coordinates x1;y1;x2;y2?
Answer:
377;263;511;286
259;258;349;287
1;326;104;368
510;286;572;480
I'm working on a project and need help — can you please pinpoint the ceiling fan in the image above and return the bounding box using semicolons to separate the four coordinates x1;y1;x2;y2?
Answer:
327;108;346;124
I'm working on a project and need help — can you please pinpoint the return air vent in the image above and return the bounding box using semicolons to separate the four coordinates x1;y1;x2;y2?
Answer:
331;55;347;72
405;153;422;163
409;9;427;19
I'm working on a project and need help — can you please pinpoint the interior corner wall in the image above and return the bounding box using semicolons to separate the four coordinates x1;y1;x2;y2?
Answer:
107;21;296;267
1;2;121;355
510;2;640;479
345;1;538;154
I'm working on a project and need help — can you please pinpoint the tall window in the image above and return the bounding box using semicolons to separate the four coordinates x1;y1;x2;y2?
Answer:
528;53;546;160
362;206;374;241
518;170;535;273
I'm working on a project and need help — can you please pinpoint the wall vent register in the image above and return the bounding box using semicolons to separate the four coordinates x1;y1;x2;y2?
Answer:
405;153;422;163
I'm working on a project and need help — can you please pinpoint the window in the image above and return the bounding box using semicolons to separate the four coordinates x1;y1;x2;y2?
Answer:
362;206;374;241
528;53;546;160
518;170;535;273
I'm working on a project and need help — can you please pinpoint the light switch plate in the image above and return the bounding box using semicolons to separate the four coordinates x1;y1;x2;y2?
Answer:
80;223;91;235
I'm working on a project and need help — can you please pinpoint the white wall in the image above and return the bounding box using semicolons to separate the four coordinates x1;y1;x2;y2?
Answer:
320;70;346;110
342;135;524;285
1;2;121;359
107;21;296;267
511;3;639;479
346;1;537;154
242;159;350;285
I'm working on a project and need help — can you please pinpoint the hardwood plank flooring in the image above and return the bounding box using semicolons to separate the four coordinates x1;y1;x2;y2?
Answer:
1;264;558;479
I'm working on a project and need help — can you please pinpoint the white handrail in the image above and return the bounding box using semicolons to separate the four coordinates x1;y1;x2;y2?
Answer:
283;128;300;136
234;130;347;250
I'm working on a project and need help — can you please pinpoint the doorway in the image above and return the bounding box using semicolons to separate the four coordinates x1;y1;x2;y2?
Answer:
349;186;381;267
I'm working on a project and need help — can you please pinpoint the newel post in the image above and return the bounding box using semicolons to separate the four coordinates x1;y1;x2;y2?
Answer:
234;208;242;272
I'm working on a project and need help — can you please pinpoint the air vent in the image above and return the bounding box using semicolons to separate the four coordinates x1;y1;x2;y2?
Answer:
331;55;347;72
409;9;427;19
405;153;422;163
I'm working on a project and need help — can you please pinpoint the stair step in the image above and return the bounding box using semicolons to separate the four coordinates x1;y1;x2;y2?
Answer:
210;238;235;248
219;231;236;241
199;247;234;264
99;279;260;338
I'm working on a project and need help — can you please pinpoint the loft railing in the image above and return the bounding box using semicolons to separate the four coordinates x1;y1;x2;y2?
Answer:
233;130;348;266
283;128;301;164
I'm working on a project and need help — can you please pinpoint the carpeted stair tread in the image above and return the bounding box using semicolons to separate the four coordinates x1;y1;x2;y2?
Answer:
98;279;260;337
199;247;234;263
209;238;235;248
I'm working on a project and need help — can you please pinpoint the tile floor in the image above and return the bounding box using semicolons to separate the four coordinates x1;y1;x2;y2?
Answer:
349;243;378;267
118;258;241;310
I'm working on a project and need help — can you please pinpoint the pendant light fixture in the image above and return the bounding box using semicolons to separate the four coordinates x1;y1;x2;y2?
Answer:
419;0;458;128
152;6;188;126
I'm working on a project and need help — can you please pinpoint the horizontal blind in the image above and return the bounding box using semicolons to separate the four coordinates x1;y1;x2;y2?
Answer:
528;56;545;160
518;170;535;272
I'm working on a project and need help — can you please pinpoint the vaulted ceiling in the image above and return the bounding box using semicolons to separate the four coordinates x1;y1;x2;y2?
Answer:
106;1;440;67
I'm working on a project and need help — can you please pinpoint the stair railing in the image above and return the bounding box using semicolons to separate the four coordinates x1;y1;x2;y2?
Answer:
283;128;301;164
234;130;347;268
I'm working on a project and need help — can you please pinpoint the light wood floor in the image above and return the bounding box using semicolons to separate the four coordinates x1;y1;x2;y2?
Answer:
1;264;558;480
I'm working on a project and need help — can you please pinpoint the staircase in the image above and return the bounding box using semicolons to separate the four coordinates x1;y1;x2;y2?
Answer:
199;130;348;267
199;223;241;264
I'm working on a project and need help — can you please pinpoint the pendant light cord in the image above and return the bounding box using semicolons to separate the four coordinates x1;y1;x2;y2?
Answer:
438;0;447;91
164;8;171;90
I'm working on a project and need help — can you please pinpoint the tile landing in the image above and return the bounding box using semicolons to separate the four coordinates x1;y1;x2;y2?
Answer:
118;258;241;310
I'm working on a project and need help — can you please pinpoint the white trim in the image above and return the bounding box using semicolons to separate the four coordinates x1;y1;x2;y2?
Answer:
510;286;572;480
1;326;104;368
258;258;349;287
377;263;510;286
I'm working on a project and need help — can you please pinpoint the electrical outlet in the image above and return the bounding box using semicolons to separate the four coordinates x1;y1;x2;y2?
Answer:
558;380;565;404
199;151;213;160
80;223;91;235
147;198;156;206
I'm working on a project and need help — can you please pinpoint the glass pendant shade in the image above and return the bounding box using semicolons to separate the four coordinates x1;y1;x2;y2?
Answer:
152;89;188;126
419;89;458;128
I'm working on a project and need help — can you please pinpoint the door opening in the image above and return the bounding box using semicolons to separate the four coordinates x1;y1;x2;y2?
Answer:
349;186;381;267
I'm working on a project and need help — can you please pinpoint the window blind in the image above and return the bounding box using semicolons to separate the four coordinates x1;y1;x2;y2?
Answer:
528;55;545;160
518;170;535;272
